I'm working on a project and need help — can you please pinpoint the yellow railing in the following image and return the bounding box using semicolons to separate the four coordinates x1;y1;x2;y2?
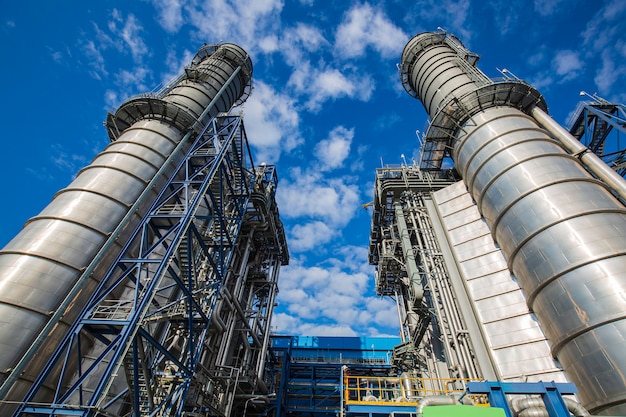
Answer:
344;376;482;405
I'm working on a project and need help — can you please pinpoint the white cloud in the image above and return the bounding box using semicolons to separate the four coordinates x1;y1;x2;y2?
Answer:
288;221;336;252
595;49;623;94
258;35;279;53
185;0;283;53
104;90;119;109
50;144;91;178
272;255;397;336
335;3;408;59
277;168;361;226
294;23;327;53
315;126;354;171
162;48;195;85
152;0;184;33
552;50;582;80
406;0;472;42
288;62;374;111
117;66;150;90
533;0;568;16
239;81;303;163
109;9;149;63
580;0;626;98
81;39;108;80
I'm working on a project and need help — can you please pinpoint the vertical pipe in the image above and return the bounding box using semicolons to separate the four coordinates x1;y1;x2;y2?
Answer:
0;43;252;403
394;203;424;301
401;31;626;415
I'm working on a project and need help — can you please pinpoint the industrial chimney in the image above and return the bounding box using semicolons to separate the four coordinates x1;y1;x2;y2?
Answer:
400;31;626;415
0;43;252;405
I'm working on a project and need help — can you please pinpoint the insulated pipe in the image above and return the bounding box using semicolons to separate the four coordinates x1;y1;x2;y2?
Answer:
394;203;423;340
416;395;456;416
401;31;626;415
531;106;626;201
394;203;424;301
0;43;252;403
512;397;590;417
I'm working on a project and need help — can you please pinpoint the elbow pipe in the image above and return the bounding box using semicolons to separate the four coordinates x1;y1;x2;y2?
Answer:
416;395;457;416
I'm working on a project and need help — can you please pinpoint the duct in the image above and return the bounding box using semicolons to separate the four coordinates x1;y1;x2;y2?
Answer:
512;396;590;417
512;397;549;415
415;395;456;416
401;31;626;415
518;407;548;417
0;43;252;405
564;398;592;417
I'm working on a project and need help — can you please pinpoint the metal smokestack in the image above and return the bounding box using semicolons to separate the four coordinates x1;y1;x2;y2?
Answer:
0;43;252;402
400;31;626;415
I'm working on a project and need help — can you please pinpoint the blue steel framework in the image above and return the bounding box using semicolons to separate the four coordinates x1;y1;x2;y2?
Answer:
568;98;626;177
14;114;285;416
264;338;578;417
265;336;402;417
466;381;577;417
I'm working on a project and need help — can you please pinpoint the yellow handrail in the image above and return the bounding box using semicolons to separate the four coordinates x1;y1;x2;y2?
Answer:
343;376;481;405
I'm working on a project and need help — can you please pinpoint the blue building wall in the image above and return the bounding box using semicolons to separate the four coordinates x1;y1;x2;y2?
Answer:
265;336;401;417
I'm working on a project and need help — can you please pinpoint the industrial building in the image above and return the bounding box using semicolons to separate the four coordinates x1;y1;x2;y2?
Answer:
0;29;625;417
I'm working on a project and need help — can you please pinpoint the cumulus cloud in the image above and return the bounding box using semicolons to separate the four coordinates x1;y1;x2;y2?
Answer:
258;35;279;54
239;81;303;163
273;255;397;336
288;62;374;111
552;50;583;80
288;221;336;252
185;0;283;53
315;126;354;171
277;168;361;227
335;3;408;59
152;0;184;33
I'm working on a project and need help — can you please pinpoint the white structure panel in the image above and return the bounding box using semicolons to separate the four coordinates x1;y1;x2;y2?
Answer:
432;181;566;382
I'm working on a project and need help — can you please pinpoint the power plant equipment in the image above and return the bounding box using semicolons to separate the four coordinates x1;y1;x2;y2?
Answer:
567;94;626;177
367;29;626;416
0;43;288;416
2;26;625;417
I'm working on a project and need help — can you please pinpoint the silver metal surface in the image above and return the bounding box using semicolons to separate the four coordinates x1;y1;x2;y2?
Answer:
0;43;253;405
401;31;626;414
432;181;566;382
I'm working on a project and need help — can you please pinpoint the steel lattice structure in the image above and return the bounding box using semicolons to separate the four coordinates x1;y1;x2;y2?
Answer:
13;114;288;416
568;99;626;177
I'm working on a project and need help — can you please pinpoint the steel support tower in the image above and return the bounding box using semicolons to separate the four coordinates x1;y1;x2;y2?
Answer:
0;43;288;416
567;96;626;177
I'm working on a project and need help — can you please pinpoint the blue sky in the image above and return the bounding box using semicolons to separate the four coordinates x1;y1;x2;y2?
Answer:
1;0;625;337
